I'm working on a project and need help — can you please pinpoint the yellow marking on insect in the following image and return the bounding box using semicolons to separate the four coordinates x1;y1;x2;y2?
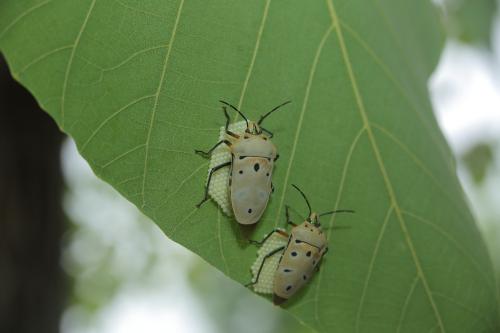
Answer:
207;121;247;216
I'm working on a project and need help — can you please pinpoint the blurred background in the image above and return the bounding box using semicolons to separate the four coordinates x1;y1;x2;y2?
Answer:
1;1;499;332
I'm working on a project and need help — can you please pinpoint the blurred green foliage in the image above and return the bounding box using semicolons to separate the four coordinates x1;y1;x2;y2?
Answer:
444;0;498;46
461;142;494;184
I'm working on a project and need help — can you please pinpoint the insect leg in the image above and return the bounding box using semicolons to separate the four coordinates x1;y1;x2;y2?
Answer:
222;106;240;139
285;205;297;227
260;126;273;138
245;245;286;287
194;140;231;157
195;161;231;208
249;228;288;246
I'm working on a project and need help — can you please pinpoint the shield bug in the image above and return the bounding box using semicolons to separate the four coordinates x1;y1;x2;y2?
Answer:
195;100;290;225
248;184;354;303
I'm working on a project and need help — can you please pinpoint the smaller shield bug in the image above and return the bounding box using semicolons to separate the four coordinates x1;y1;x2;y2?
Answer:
248;184;354;303
195;100;290;225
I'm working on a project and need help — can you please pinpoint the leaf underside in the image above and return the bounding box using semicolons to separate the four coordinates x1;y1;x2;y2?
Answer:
1;0;498;332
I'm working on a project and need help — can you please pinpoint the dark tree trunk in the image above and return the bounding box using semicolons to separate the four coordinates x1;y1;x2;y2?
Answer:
0;55;66;333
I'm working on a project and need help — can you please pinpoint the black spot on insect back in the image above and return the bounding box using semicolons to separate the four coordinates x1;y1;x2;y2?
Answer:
254;163;260;172
291;251;297;257
284;268;292;273
295;239;302;244
306;251;312;257
239;170;243;174
286;285;292;291
266;172;269;176
303;275;307;280
248;208;252;214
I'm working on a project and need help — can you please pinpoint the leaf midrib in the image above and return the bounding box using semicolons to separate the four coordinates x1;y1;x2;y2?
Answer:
325;0;445;331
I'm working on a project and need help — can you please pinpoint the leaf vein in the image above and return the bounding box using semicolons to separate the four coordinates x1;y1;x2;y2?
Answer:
273;24;334;228
80;94;156;151
355;205;394;333
313;126;366;327
100;143;146;169
397;275;420;333
155;162;209;213
339;20;454;171
371;123;467;217
0;0;53;39
217;210;230;274
141;0;185;208
14;44;73;76
61;0;97;128
433;292;495;330
326;0;445;331
234;0;272;117
401;210;495;290
170;207;198;236
113;0;163;18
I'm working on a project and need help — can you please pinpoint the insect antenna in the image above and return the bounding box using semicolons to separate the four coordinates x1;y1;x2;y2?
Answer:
219;100;249;131
291;184;312;218
319;209;355;217
321;210;355;229
257;100;291;126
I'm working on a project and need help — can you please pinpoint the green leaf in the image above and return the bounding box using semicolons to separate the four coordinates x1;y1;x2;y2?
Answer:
1;0;498;331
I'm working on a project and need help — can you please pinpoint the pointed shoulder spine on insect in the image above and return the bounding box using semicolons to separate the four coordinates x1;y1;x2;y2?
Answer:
195;100;291;225
248;184;354;304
